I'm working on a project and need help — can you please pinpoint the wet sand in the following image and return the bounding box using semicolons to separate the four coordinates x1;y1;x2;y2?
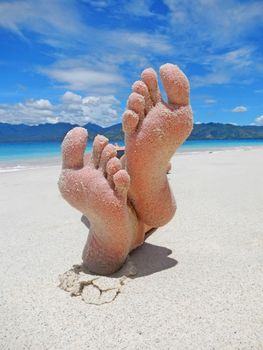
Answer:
0;148;262;349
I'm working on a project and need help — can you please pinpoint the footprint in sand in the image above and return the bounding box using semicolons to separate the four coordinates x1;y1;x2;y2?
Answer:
58;256;137;305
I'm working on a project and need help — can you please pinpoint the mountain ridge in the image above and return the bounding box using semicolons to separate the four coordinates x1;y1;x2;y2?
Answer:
0;122;263;143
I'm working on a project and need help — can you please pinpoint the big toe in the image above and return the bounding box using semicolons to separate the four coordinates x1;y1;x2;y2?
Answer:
160;63;189;107
62;127;88;170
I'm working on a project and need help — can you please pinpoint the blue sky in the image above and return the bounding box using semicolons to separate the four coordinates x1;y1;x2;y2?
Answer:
0;0;262;126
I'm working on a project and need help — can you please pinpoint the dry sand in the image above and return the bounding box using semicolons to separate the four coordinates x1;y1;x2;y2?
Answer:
0;148;262;349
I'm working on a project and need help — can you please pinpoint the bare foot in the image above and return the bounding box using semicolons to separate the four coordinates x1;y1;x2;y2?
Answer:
58;127;145;275
123;63;193;227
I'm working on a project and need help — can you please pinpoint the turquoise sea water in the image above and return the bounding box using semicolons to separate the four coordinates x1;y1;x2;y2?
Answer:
0;139;263;170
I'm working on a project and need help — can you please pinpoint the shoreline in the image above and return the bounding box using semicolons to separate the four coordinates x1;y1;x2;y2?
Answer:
0;144;263;173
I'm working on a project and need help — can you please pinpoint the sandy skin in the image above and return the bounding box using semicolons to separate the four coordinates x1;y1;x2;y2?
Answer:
58;128;147;275
58;63;192;274
123;63;193;227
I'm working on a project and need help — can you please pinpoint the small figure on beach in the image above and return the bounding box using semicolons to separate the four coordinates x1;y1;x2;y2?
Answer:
58;63;193;275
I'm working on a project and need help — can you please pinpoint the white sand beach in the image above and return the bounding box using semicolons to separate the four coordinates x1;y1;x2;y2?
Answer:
0;148;263;349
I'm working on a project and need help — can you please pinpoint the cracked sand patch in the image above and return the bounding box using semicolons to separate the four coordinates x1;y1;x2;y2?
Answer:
58;256;137;305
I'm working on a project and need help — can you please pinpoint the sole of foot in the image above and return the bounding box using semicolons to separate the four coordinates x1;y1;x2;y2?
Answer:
122;63;193;227
58;127;144;275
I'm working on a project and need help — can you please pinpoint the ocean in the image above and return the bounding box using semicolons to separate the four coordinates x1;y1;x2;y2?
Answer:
1;139;263;172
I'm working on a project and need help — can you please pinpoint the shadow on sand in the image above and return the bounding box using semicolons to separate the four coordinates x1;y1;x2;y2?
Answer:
128;242;178;278
80;215;178;278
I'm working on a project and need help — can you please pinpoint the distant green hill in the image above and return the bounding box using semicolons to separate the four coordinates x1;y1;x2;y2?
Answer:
190;123;263;140
0;122;263;143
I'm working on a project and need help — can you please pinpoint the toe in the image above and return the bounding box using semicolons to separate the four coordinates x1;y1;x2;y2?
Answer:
132;80;153;114
106;157;122;176
122;109;139;134
160;63;189;106
58;169;85;212
141;68;161;105
120;154;126;169
127;92;145;122
113;169;130;200
106;157;122;187
92;135;109;169
99;144;117;174
62;127;88;170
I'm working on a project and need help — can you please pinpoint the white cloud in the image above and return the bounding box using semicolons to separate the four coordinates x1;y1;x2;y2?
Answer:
38;48;158;95
113;31;172;54
0;0;87;45
83;0;154;17
0;0;171;56
222;48;253;68
25;99;53;109
61;91;82;104
38;31;168;93
82;0;109;9
191;47;255;87
162;1;263;87
124;0;154;17
163;0;263;49
191;72;230;87
0;99;54;125
0;0;261;100
46;116;59;124
0;0;173;92
40;66;125;93
232;106;247;113
254;115;263;126
204;98;217;104
0;93;121;127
